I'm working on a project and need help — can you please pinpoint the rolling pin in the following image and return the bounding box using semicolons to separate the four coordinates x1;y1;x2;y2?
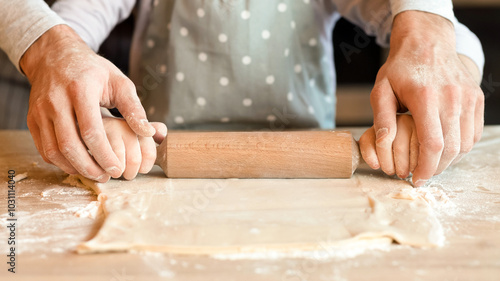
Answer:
155;131;361;178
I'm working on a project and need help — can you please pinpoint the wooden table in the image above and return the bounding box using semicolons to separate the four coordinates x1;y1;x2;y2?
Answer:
1;128;499;281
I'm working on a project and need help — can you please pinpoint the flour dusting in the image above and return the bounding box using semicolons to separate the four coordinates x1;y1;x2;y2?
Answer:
211;241;392;261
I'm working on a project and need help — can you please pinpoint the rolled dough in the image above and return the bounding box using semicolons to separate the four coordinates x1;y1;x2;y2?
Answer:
70;168;445;255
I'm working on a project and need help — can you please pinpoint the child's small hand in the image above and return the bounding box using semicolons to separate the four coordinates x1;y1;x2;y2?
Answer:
103;117;167;180
359;114;419;179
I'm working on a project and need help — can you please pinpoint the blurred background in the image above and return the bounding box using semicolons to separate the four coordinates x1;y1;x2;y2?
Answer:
1;0;499;129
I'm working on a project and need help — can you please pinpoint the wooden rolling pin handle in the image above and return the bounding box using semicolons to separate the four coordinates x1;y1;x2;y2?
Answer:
155;131;360;179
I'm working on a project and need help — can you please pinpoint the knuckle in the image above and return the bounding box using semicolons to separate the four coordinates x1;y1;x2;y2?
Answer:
142;152;156;164
81;127;104;145
423;138;444;153
370;88;382;100
27;118;36;131
114;76;136;95
122;78;137;92
35;97;58;113
142;146;156;161
114;147;126;159
418;87;435;101
473;94;485;111
463;95;476;111
445;84;462;95
369;88;385;105
58;140;74;158
44;146;60;162
128;156;142;167
476;91;485;104
66;79;85;95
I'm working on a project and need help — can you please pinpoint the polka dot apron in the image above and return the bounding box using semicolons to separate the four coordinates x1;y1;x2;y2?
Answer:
135;0;339;130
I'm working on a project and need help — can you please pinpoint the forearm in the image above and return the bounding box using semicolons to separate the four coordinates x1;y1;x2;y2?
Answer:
0;0;66;72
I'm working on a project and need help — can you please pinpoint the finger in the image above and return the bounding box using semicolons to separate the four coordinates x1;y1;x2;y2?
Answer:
27;117;48;161
123;135;142;180
53;112;110;182
435;112;461;175
111;77;156;137
151;122;168;144
393;115;412;179
409;125;419;173
446;99;473;168
73;84;123;178
106;129;126;179
473;91;485;144
410;105;443;187
370;79;398;176
451;90;484;167
38;119;78;175
28;119;54;165
138;136;156;174
358;127;380;169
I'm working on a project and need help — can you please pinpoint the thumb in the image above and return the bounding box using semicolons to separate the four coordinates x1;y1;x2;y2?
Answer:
151;122;168;144
112;77;156;137
370;78;398;175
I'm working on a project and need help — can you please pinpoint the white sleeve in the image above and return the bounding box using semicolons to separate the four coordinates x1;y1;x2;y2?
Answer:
455;20;485;77
51;0;136;52
390;0;484;75
0;0;66;72
390;0;456;25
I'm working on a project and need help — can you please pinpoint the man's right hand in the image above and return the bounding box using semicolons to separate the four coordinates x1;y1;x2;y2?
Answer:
20;25;156;182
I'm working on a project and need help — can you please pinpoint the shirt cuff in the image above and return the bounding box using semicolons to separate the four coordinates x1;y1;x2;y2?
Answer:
390;0;457;25
14;21;67;74
455;21;485;77
3;1;67;73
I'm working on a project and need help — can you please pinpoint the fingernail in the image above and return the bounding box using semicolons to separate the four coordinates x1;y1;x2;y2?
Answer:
94;174;111;183
413;179;428;187
369;158;380;169
106;166;122;177
159;126;168;137
376;128;388;141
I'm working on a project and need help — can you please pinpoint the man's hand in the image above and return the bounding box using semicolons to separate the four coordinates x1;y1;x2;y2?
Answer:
369;11;484;186
20;25;156;182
